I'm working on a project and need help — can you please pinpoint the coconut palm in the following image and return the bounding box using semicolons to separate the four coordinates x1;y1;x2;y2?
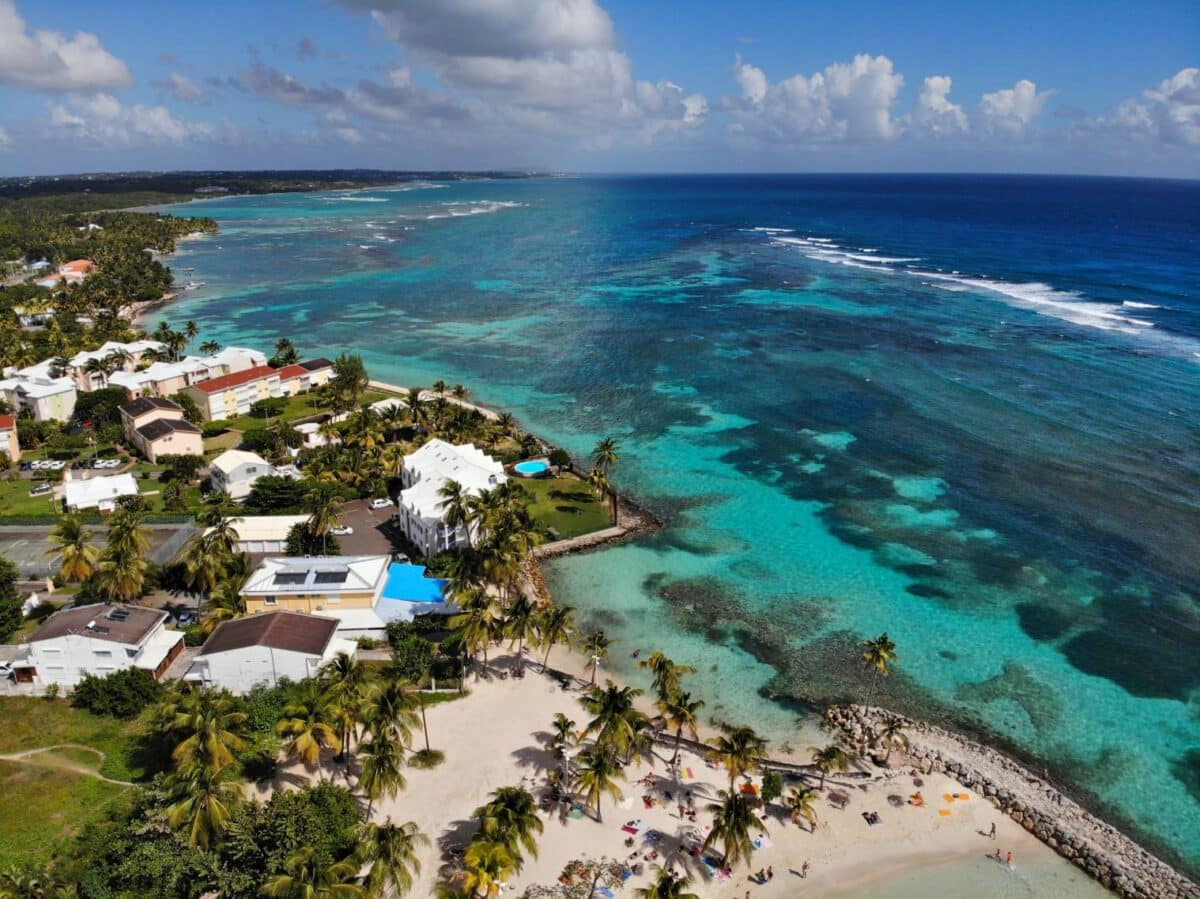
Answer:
358;730;407;819
165;761;243;849
404;388;424;428
657;690;704;766
875;715;909;763
703;790;765;870
93;546;147;603
785;786;819;832
452;594;505;674
277;683;343;779
261;846;363;899
709;725;767;789
184;534;225;621
323;650;372;761
438;479;472;548
634;867;700;899
581;681;647;761
586;466;611;523
304;483;344;553
637;651;696;702
573;745;625;822
581;629;610;686
859;632;898;711
474;786;543;865
199;339;222;355
591;437;621;520
534;605;575;670
362;679;420;745
360;818;428;898
202;578;247;633
461;839;516;899
273;337;299;367
809;743;851;790
46;513;97;582
546;712;576;756
167;689;249;772
105;508;150;558
504;594;538;674
184;320;199;343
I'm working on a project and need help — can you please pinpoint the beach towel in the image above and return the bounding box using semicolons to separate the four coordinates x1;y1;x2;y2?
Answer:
702;856;722;870
938;809;953;817
685;767;695;779
752;834;773;850
593;887;615;899
643;829;665;844
716;868;731;882
621;819;645;835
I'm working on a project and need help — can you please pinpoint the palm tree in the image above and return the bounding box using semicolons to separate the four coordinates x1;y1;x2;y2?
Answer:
184;534;225;621
657;690;704;766
106;507;150;558
323;650;371;761
535;605;575;670
461;839;516;899
184;320;199;343
581;629;610;686
591;436;621;521
304;483;344;553
46;513;97;582
277;682;343;780
360;818;428;898
809;743;851;790
262;846;363;898
452;593;505;674
582;681;647;762
363;679;420;746
573;745;625;822
785;786;819;832
703;790;765;871
634;867;700;899
202;578;247;633
273;337;299;366
709;725;767;789
199;339;222;355
504;594;537;675
167;689;249;772
474;786;543;866
404;388;424;429
875;715;909;763
165;761;243;849
358;730;407;818
546;712;576;756
586;466;611;523
859;633;898;712
637;651;696;702
438;479;472;548
0;865;77;899
83;355;108;387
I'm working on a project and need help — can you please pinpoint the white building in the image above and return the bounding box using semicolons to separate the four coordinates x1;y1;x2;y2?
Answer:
0;374;77;422
394;439;507;557
15;605;184;689
211;514;309;554
63;472;139;512
185;612;355;693
108;346;268;399
209;449;273;500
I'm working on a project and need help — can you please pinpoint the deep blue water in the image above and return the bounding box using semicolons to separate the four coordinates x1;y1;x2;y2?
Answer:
156;175;1200;871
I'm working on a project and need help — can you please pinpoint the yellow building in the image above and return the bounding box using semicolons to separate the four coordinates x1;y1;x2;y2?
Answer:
241;555;389;617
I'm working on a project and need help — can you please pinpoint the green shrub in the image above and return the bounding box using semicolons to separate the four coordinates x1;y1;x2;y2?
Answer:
240;429;275;453
548;447;572;467
71;668;163;718
249;397;287;419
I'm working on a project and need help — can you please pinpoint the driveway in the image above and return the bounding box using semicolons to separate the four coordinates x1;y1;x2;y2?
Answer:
336;498;400;555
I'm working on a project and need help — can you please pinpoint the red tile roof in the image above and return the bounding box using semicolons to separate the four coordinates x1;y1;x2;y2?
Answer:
276;363;308;381
191;365;278;394
61;259;96;273
0;415;14;431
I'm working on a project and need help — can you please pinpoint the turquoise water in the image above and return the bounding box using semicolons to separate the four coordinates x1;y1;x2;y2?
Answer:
154;176;1200;873
514;460;550;476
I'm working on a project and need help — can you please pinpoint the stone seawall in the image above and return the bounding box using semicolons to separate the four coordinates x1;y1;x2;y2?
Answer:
824;705;1199;899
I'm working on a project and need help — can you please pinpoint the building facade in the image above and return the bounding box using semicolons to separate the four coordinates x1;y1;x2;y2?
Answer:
208;449;274;500
183;365;282;421
120;396;203;462
0;414;19;462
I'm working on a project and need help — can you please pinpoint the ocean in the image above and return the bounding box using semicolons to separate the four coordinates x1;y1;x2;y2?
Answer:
155;174;1200;873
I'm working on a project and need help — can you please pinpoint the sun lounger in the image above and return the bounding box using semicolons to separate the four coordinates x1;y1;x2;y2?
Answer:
621;819;645;835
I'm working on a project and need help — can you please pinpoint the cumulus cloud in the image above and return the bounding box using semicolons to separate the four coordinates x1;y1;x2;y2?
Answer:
47;93;214;145
1113;67;1200;147
150;71;203;102
979;79;1053;137
0;0;131;91
911;75;967;136
335;0;704;136
0;126;11;150
237;60;343;104
731;53;904;143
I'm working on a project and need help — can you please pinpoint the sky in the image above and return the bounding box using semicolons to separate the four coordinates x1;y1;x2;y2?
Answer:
0;0;1196;178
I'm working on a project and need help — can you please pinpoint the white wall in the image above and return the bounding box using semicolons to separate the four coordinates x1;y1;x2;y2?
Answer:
194;646;323;693
27;628;168;689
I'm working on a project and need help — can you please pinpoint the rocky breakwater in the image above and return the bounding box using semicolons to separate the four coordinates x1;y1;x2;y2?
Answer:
824;705;1199;899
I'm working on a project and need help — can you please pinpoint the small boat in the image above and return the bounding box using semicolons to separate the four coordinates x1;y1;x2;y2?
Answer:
182;281;206;290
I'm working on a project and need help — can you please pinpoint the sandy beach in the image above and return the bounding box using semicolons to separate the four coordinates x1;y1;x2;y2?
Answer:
267;644;1111;898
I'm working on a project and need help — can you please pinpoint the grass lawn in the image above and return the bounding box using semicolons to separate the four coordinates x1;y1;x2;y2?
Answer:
223;389;392;432
519;473;612;540
203;429;242;454
0;698;151;782
0;475;62;516
0;761;128;867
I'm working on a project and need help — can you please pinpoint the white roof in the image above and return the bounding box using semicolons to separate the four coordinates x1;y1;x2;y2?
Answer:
69;340;164;368
64;473;139;509
400;439;505;522
210;346;267;368
211;449;270;476
15;376;76;399
243;555;390;597
209;515;308;543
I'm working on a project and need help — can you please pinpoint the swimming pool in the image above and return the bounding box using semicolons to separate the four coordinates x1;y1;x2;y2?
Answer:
513;459;550;477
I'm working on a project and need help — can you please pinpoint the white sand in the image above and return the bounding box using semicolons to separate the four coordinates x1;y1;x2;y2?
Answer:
344;646;1112;897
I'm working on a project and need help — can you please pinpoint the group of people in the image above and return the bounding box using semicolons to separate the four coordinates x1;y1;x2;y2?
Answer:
861;810;882;825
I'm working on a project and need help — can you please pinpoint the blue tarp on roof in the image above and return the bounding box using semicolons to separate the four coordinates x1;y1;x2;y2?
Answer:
381;562;448;603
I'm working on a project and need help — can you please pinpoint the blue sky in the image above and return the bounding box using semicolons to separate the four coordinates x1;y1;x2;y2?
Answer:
0;0;1196;177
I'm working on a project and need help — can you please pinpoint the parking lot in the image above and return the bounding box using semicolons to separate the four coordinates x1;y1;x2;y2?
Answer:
335;498;402;556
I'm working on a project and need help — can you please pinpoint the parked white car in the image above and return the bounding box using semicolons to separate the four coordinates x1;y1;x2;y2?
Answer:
330;525;353;536
369;498;392;510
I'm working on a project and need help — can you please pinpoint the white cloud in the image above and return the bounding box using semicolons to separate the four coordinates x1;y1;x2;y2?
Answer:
0;126;11;150
1114;67;1200;147
150;72;203;102
911;75;967;136
979;79;1052;137
0;0;131;91
731;54;904;143
47;93;214;145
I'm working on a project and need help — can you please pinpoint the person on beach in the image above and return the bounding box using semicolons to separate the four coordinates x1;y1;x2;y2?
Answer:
994;849;1002;863
989;822;996;839
767;866;774;881
802;861;810;878
1007;851;1013;866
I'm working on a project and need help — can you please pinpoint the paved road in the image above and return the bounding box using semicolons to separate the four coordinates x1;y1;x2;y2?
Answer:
337;498;401;556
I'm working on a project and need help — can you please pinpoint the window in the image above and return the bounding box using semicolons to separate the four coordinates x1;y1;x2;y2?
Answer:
93;650;112;658
264;596;277;605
